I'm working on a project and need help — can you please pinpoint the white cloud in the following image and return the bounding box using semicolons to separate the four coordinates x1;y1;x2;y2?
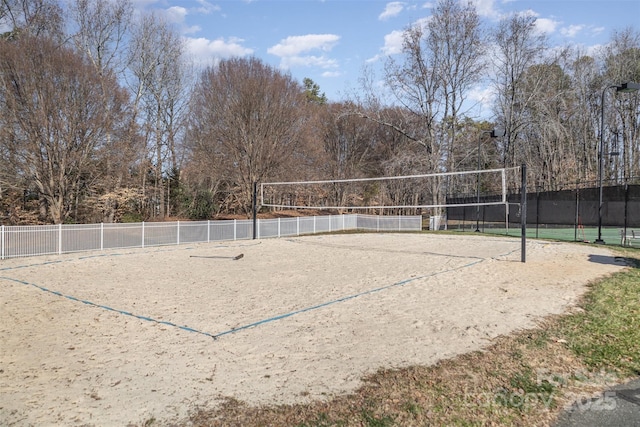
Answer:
471;0;500;19
194;0;220;14
267;34;340;70
465;84;498;119
590;26;605;37
164;6;188;23
585;43;604;57
267;34;340;57
561;24;584;38
185;36;254;65
280;55;339;69
322;71;342;78
158;6;201;35
379;2;405;21
515;9;538;20
382;30;405;55
469;85;495;106
367;24;421;63
414;15;431;29
534;17;560;35
513;9;559;36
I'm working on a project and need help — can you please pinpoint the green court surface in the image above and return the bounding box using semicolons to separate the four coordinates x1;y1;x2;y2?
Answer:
442;221;636;246
483;226;637;246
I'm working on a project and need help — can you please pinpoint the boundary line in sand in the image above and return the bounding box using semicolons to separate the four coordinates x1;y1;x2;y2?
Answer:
0;275;220;340
0;241;521;341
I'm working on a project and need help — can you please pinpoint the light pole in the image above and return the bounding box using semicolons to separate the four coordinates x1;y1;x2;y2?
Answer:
596;82;640;244
476;128;505;232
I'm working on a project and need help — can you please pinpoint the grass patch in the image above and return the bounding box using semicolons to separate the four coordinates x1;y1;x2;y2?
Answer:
552;255;640;376
147;246;640;426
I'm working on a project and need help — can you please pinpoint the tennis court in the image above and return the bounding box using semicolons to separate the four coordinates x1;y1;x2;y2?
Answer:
0;233;627;425
479;226;632;245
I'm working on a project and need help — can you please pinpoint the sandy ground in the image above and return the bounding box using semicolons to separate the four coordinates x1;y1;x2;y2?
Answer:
0;233;628;426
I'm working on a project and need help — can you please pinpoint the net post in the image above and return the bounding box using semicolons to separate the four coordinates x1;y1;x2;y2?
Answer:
521;164;527;263
502;168;507;203
252;181;258;240
505;203;509;235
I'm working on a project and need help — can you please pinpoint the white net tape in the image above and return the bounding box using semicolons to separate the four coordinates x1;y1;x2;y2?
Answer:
261;167;521;211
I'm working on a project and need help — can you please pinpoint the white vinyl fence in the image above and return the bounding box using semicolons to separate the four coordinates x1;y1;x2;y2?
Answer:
0;214;422;259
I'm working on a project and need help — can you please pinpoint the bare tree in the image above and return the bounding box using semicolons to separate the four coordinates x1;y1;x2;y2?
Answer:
491;12;548;169
68;0;143;207
0;0;64;41
69;0;133;76
564;48;601;183
599;28;640;183
426;0;486;171
187;57;308;215
127;12;190;218
0;36;131;223
517;62;574;189
346;0;484;215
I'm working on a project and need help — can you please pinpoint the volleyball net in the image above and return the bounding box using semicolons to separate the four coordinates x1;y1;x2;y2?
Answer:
260;167;522;212
258;165;527;262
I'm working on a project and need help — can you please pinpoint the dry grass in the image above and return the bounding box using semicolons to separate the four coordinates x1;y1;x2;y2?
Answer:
176;327;585;427
145;248;640;427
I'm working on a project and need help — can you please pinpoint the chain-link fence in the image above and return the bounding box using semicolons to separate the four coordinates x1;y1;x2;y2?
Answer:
446;183;640;245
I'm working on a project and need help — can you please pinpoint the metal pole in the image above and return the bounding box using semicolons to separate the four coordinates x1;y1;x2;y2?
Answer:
475;133;482;232
624;181;629;241
596;86;614;244
252;181;258;240
597;82;640;243
521;164;527;263
475;129;505;232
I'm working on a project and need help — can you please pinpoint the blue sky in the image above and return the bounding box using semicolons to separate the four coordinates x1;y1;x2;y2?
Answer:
133;0;640;105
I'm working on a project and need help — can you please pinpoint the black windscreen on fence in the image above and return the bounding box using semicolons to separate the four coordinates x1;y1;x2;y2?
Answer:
447;184;640;236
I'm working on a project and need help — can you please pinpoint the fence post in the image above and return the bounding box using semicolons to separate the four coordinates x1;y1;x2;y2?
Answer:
58;223;62;255
142;221;145;248
233;219;237;241
624;182;629;238
278;218;281;237
207;220;211;242
100;223;104;250
177;221;180;245
297;216;300;236
1;225;4;260
252;181;258;240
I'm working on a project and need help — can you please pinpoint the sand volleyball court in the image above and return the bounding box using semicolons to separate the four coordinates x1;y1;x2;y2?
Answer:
0;233;627;425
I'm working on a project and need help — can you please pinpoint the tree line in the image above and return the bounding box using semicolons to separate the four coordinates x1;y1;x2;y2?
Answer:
0;0;638;225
